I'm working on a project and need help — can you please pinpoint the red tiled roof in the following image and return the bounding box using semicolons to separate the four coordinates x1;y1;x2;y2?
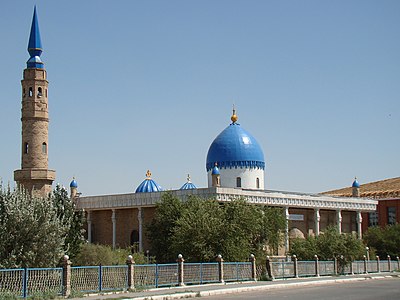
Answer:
322;177;400;198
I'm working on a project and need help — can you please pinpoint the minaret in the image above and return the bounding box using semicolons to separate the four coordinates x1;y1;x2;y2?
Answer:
14;7;56;197
352;177;360;197
70;178;78;200
211;163;221;187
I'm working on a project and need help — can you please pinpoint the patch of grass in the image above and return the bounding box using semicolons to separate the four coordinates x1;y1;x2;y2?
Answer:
0;293;19;300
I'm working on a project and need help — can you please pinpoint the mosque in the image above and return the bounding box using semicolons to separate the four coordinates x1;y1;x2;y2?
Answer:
15;8;378;256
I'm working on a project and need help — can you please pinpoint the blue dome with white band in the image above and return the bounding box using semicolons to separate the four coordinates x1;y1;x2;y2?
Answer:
206;110;265;171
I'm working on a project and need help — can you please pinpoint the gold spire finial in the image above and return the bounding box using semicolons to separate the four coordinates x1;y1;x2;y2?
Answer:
231;104;238;123
146;170;152;179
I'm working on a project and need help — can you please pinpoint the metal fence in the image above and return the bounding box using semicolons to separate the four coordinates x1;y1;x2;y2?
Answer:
0;267;63;298
269;258;400;279
0;258;398;298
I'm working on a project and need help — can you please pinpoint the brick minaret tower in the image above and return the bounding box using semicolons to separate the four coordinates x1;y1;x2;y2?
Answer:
14;7;56;197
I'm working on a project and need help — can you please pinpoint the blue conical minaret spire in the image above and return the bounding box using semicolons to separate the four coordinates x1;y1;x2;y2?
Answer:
27;6;44;69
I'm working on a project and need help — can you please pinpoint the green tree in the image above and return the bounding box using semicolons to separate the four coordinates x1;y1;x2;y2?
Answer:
146;192;184;263
0;185;66;268
221;199;264;261
171;197;224;261
258;207;286;255
51;184;85;260
147;194;286;262
364;224;400;258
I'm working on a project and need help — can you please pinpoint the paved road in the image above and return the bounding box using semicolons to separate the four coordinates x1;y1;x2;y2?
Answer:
204;277;400;300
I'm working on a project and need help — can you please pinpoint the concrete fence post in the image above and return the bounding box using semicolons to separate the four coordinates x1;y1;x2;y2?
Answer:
126;255;135;291
293;255;298;278
177;254;185;286
62;255;72;297
314;255;320;277
387;255;391;272
266;256;274;281
397;256;400;271
333;257;338;275
363;255;368;274
376;256;380;273
216;254;224;283
250;254;257;281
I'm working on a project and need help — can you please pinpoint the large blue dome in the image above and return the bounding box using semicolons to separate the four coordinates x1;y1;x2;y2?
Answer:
206;123;265;171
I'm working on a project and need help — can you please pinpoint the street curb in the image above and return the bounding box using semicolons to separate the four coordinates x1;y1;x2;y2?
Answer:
120;275;396;300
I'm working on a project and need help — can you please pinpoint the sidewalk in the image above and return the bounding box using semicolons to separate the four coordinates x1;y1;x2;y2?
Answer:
70;272;400;300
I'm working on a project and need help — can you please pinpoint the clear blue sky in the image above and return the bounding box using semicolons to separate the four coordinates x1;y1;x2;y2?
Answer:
1;1;399;196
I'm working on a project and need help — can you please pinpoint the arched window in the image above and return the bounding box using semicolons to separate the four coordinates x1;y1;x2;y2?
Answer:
42;142;47;154
256;178;260;189
29;87;33;97
24;142;29;154
37;87;42;98
236;177;241;188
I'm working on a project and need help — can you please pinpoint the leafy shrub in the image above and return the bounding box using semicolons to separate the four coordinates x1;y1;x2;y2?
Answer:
73;243;149;266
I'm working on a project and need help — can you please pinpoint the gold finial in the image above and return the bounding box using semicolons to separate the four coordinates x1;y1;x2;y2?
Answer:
231;104;238;123
146;170;152;179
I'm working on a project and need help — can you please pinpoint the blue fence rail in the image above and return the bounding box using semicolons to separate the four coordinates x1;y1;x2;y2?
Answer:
0;257;398;298
0;260;252;298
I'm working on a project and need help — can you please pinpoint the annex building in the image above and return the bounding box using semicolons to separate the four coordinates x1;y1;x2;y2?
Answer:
15;8;378;256
324;177;400;233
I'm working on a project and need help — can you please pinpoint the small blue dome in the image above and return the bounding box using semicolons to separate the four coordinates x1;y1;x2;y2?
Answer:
180;182;197;190
352;178;360;188
70;179;78;188
135;170;163;193
206;123;265;171
180;174;197;190
211;164;220;175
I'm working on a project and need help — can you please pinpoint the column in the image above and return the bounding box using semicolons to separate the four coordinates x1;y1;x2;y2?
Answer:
112;209;116;249
87;211;92;243
284;207;289;256
138;207;143;252
336;210;342;234
314;209;320;236
357;211;362;239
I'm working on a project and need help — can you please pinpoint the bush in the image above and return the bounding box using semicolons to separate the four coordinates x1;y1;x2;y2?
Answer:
73;243;149;266
290;226;365;261
364;224;400;258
